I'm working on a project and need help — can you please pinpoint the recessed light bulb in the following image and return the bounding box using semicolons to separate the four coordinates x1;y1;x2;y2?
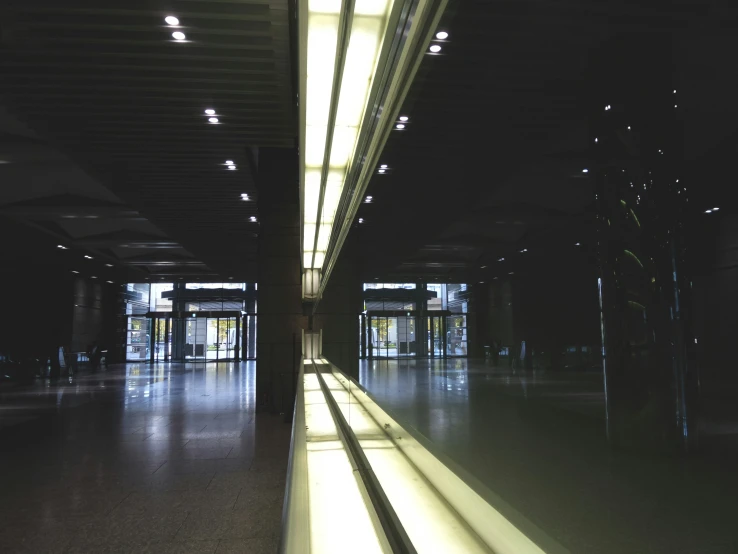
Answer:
380;164;388;169
359;218;364;223
713;207;719;211
582;169;589;173
205;109;215;115
208;117;219;124
399;116;409;122
378;169;386;173
165;16;179;26
705;209;713;213
225;160;234;165
429;44;442;53
436;31;449;40
396;123;405;129
172;31;186;41
228;165;236;170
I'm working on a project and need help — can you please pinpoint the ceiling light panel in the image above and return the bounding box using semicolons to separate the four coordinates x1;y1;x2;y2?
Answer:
302;0;394;271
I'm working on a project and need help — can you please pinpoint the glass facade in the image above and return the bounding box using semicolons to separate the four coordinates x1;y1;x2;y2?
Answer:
361;282;468;359
122;282;256;362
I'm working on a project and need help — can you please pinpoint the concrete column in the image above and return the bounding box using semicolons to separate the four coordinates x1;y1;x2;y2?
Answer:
256;148;305;413
314;232;362;380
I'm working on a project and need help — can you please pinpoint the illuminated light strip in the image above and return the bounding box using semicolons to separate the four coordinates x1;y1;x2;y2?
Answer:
324;367;554;554
302;372;386;554
301;0;395;271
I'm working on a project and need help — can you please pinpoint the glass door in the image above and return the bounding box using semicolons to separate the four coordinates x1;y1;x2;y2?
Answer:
186;317;207;360
428;315;445;357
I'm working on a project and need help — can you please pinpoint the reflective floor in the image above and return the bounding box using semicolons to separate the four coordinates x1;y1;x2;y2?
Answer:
0;362;290;553
360;359;738;554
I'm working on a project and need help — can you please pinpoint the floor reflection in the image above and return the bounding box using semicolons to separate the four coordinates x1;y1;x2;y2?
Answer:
0;362;289;553
360;359;738;554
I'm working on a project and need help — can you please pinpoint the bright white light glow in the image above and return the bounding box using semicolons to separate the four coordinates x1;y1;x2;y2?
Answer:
582;169;589;173
165;16;179;26
105;263;113;267
250;216;257;222
57;245;67;249
106;280;114;284
378;168;386;173
302;1;393;270
429;44;441;53
172;31;186;41
705;210;713;213
205;109;216;115
226;160;234;165
713;207;720;211
399;116;409;122
208;117;219;124
84;255;93;259
380;164;388;168
91;276;97;279
358;218;364;223
228;165;236;170
71;270;79;274
396;123;405;129
436;31;449;39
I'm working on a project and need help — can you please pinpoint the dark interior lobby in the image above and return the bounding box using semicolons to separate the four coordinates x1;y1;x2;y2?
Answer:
2;1;738;553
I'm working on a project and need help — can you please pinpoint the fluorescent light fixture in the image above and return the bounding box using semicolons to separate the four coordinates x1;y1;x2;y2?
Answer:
84;255;93;259
57;245;67;249
429;44;441;53
172;31;186;41
436;31;449;39
208;117;219;124
225;160;234;165
301;0;394;271
164;16;179;26
205;109;216;115
396;123;405;129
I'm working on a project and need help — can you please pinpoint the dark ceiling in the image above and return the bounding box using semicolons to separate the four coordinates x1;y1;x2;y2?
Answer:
1;0;737;287
0;0;295;282
355;0;738;284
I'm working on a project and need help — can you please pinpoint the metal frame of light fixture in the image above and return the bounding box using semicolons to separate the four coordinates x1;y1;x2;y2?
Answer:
298;0;449;303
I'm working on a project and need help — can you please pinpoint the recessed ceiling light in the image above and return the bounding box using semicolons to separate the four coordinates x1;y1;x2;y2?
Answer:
380;164;388;169
582;169;589;173
84;255;93;259
705;209;713;213
481;265;487;269
575;242;581;246
172;31;186;41
105;263;113;267
520;248;528;252
399;116;409;122
250;216;257;222
164;16;179;26
429;44;442;53
713;207;720;211
205;109;216;115
498;257;504;262
508;272;514;275
71;270;79;274
208;117;219;124
396;123;405;129
225;160;234;165
106;280;114;284
378;169;386;173
359;218;364;223
91;276;97;279
436;31;449;40
228;165;236;170
57;244;67;249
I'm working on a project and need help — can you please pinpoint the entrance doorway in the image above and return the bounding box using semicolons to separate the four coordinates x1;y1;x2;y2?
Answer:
428;315;446;357
365;312;417;359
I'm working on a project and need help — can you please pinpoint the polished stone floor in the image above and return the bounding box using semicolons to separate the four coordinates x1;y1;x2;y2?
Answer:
360;359;738;554
0;362;290;553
